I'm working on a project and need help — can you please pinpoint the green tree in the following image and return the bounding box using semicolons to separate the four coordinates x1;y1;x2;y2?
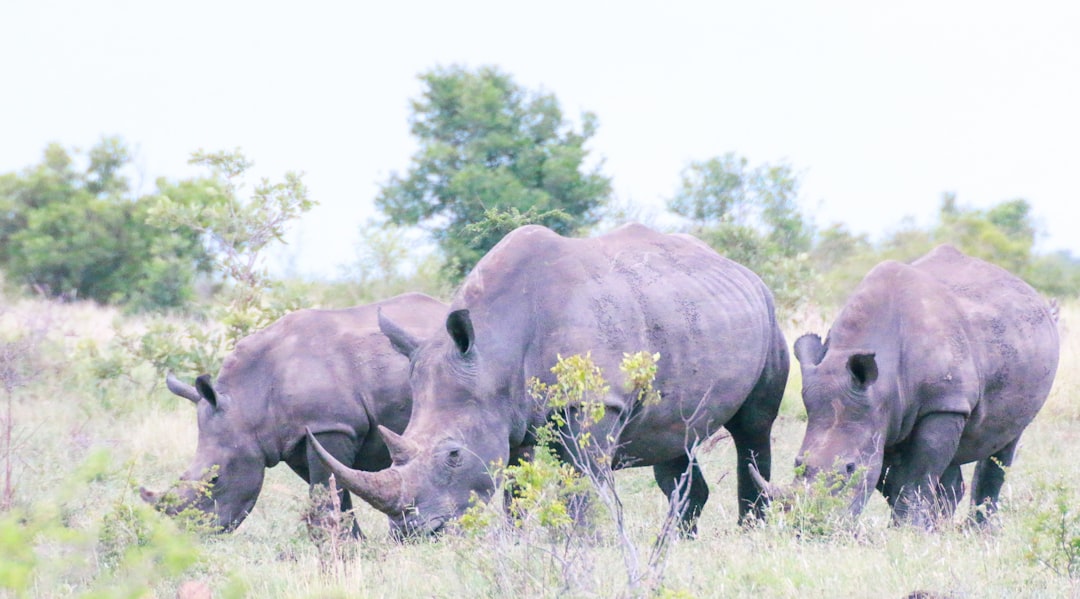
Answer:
376;65;612;279
0;138;208;309
337;219;449;305
815;195;1080;304
668;153;814;310
809;223;871;273
148;149;315;345
936;195;1033;273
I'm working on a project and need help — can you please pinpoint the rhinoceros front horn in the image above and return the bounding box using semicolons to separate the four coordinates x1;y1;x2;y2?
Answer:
305;428;405;515
748;463;785;499
139;486;162;505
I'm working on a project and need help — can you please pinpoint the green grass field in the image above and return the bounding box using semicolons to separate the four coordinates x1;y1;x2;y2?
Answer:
2;296;1078;597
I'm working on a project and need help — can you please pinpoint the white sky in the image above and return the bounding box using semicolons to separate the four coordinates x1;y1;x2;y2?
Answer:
2;1;1078;279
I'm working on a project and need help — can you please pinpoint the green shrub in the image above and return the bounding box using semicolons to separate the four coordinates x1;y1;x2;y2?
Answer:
763;461;868;541
1024;478;1080;578
0;449;205;597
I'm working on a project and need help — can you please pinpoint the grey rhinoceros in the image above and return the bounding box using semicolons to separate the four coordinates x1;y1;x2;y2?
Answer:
140;292;447;534
308;223;790;536
756;245;1059;526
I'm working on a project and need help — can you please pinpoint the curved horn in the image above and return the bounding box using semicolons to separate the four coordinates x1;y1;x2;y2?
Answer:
748;463;785;499
378;425;419;464
306;428;404;514
139;486;162;506
165;371;201;404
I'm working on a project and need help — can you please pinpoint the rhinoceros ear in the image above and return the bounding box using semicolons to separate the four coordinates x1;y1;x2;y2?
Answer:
846;353;878;390
194;374;219;409
793;333;826;367
378;308;421;357
446;309;474;355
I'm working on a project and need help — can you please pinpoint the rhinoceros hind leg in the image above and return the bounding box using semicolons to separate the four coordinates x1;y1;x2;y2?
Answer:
305;431;363;539
653;454;709;538
970;436;1019;524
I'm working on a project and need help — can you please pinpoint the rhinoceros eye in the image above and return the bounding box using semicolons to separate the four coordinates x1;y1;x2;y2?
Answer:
446;448;463;468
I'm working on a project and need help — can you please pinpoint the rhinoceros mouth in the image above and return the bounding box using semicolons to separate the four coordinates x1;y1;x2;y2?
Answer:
391;513;450;539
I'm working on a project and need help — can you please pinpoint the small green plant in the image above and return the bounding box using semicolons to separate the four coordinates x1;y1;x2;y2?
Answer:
453;352;675;597
530;352;611;443
621;351;662;407
522;351;695;596
452;451;596;597
1024;478;1080;579
764;459;868;541
0;450;205;597
504;447;592;533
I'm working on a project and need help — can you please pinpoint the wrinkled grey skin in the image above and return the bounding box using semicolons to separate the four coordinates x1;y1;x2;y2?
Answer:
310;223;789;536
787;245;1058;526
140;292;446;534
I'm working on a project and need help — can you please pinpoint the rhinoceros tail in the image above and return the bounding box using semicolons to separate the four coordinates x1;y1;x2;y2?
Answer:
1049;297;1060;323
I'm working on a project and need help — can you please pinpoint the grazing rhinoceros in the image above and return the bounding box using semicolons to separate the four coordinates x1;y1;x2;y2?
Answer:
308;223;789;536
755;245;1059;527
140;292;447;534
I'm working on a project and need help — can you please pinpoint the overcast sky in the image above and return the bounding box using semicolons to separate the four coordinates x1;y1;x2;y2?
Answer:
2;1;1078;278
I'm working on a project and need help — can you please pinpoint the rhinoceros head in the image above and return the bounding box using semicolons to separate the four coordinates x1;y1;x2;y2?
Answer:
309;309;508;536
141;373;266;532
781;333;887;514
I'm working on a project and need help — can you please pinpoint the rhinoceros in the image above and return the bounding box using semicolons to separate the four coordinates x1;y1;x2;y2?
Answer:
756;245;1058;526
308;223;790;536
140;292;447;534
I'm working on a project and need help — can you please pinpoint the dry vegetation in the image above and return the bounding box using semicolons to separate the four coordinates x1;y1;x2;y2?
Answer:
2;293;1079;597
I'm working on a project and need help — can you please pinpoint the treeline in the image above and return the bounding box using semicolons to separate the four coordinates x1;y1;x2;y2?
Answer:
2;65;1078;316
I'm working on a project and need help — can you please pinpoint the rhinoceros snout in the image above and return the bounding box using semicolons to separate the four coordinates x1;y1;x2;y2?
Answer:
389;511;450;540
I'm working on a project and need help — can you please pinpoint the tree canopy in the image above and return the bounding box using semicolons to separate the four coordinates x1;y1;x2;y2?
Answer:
668;153;814;309
0;138;209;309
375;65;611;279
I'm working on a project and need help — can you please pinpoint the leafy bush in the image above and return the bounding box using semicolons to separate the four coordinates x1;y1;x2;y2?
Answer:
0;450;204;597
1024;478;1080;579
0;138;209;309
762;461;868;541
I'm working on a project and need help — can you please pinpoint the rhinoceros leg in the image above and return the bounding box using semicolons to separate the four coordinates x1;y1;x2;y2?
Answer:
727;422;772;523
724;340;786;524
970;436;1019;524
653;454;709;537
305;431;363;539
886;412;965;528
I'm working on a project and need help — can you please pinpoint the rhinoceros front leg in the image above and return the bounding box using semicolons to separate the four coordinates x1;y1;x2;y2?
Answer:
305;431;363;539
653;454;709;538
970;435;1019;525
726;333;786;524
885;412;966;528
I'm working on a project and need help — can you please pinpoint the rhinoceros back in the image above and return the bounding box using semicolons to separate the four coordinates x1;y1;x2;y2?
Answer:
452;223;783;464
216;293;446;449
910;245;1059;449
